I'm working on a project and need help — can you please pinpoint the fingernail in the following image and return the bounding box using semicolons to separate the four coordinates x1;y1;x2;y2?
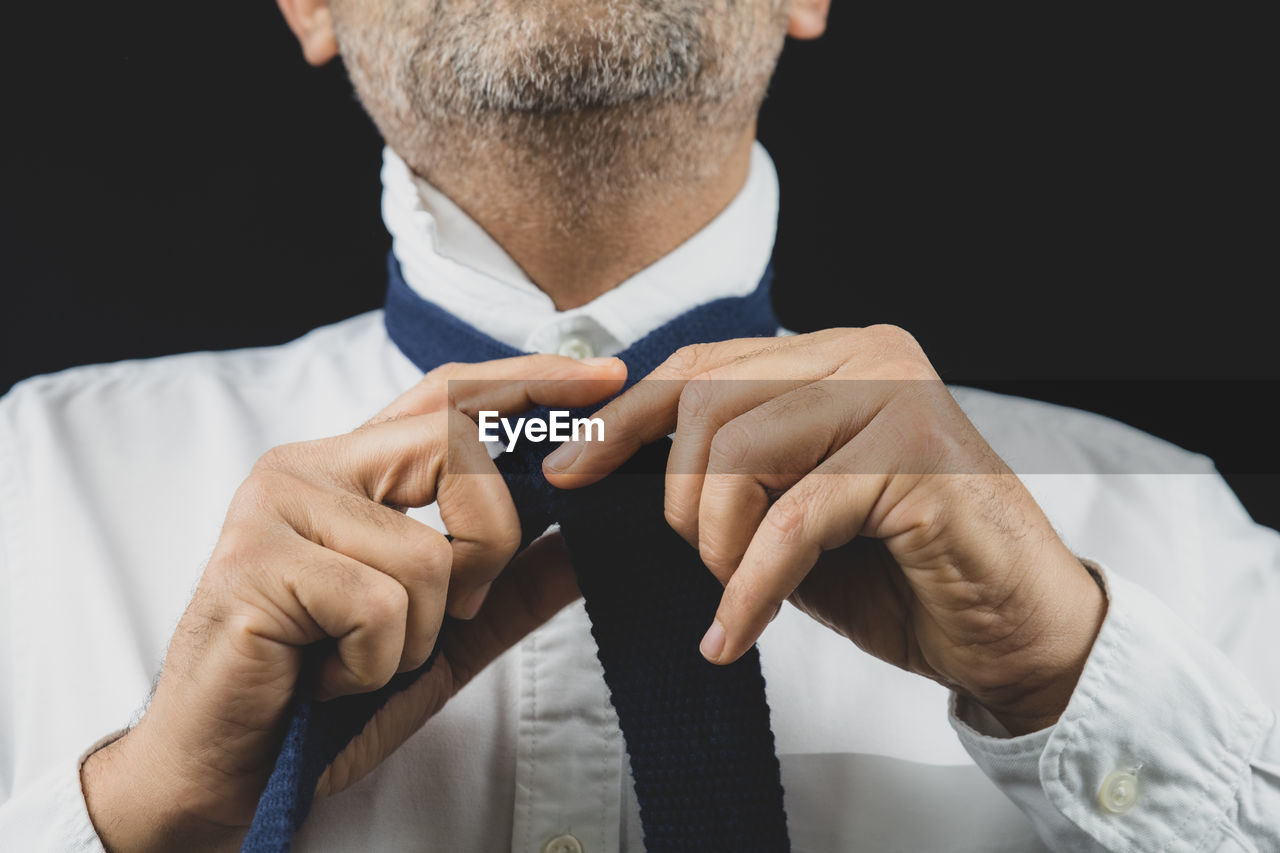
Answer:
699;620;726;663
544;441;583;472
582;356;619;367
459;583;491;619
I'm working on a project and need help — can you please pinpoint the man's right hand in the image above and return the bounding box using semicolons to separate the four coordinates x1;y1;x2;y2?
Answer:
81;354;626;852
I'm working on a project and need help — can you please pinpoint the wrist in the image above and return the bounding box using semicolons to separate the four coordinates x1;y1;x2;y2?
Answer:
82;723;245;853
966;555;1108;736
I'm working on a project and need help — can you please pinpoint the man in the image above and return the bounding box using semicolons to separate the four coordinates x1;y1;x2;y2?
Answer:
1;0;1277;850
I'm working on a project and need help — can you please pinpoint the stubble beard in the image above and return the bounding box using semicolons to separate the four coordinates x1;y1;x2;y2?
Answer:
331;0;789;224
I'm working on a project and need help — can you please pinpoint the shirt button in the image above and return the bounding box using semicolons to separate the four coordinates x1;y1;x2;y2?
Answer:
556;335;595;360
1098;768;1141;815
542;834;584;853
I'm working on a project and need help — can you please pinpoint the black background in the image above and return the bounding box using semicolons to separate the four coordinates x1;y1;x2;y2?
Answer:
2;6;1276;522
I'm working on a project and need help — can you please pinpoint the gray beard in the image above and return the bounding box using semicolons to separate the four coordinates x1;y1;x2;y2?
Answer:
407;1;709;114
331;0;787;219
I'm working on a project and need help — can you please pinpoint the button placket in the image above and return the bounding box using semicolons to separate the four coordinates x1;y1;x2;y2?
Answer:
510;604;624;853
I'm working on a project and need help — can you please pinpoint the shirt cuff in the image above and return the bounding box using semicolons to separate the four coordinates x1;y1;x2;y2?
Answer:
949;562;1274;852
0;731;123;851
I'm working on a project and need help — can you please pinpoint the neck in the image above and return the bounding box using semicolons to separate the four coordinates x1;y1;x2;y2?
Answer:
402;121;758;311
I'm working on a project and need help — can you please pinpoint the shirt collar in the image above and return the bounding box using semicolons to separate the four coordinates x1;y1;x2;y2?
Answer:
380;143;779;358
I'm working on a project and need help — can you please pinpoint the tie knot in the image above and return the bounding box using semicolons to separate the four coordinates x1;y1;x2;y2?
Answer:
495;435;671;542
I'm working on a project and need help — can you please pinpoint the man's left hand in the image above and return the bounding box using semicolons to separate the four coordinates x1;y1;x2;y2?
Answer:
544;326;1106;735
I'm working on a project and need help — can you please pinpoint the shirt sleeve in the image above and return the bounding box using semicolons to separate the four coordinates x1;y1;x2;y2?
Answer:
0;737;116;852
949;563;1280;852
0;395;110;851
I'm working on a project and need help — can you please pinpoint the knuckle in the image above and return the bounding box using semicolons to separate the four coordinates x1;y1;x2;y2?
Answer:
926;426;976;473
407;531;454;583
251;446;289;476
422;529;456;569
900;492;951;546
218;604;280;662
708;421;756;472
665;343;709;375
401;648;435;674
359;656;400;692
444;407;475;431
253;441;313;474
224;605;264;644
451;503;522;567
870;323;919;349
676;375;718;422
698;537;740;581
424;361;463;382
210;526;263;575
445;407;486;451
881;395;927;445
891;357;937;383
316;552;365;600
421;363;462;404
495;523;523;564
664;496;696;539
888;394;959;468
866;323;918;349
853;325;933;382
401;631;440;671
763;498;809;547
233;466;297;514
367;581;409;624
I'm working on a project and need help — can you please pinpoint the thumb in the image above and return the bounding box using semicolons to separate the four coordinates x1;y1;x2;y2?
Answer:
370;354;626;423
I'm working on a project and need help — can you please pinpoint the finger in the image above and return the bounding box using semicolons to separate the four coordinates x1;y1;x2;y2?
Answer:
358;409;523;617
663;335;849;474
541;325;928;485
696;381;894;577
280;482;453;672
662;378;802;548
370;354;627;423
433;412;525;617
278;539;412;700
440;532;581;690
542;337;780;486
316;532;581;799
321;408;507;523
274;413;523;620
661;336;859;538
701;433;897;665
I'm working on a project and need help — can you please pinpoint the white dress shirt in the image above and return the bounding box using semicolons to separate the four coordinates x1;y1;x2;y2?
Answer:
1;143;1278;852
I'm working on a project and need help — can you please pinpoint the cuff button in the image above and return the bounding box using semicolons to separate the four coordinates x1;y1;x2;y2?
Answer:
1098;768;1141;815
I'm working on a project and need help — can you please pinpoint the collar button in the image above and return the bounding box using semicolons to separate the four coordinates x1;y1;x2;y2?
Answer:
557;335;596;360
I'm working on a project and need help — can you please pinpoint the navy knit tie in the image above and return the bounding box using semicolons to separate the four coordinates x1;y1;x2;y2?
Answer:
242;254;790;851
